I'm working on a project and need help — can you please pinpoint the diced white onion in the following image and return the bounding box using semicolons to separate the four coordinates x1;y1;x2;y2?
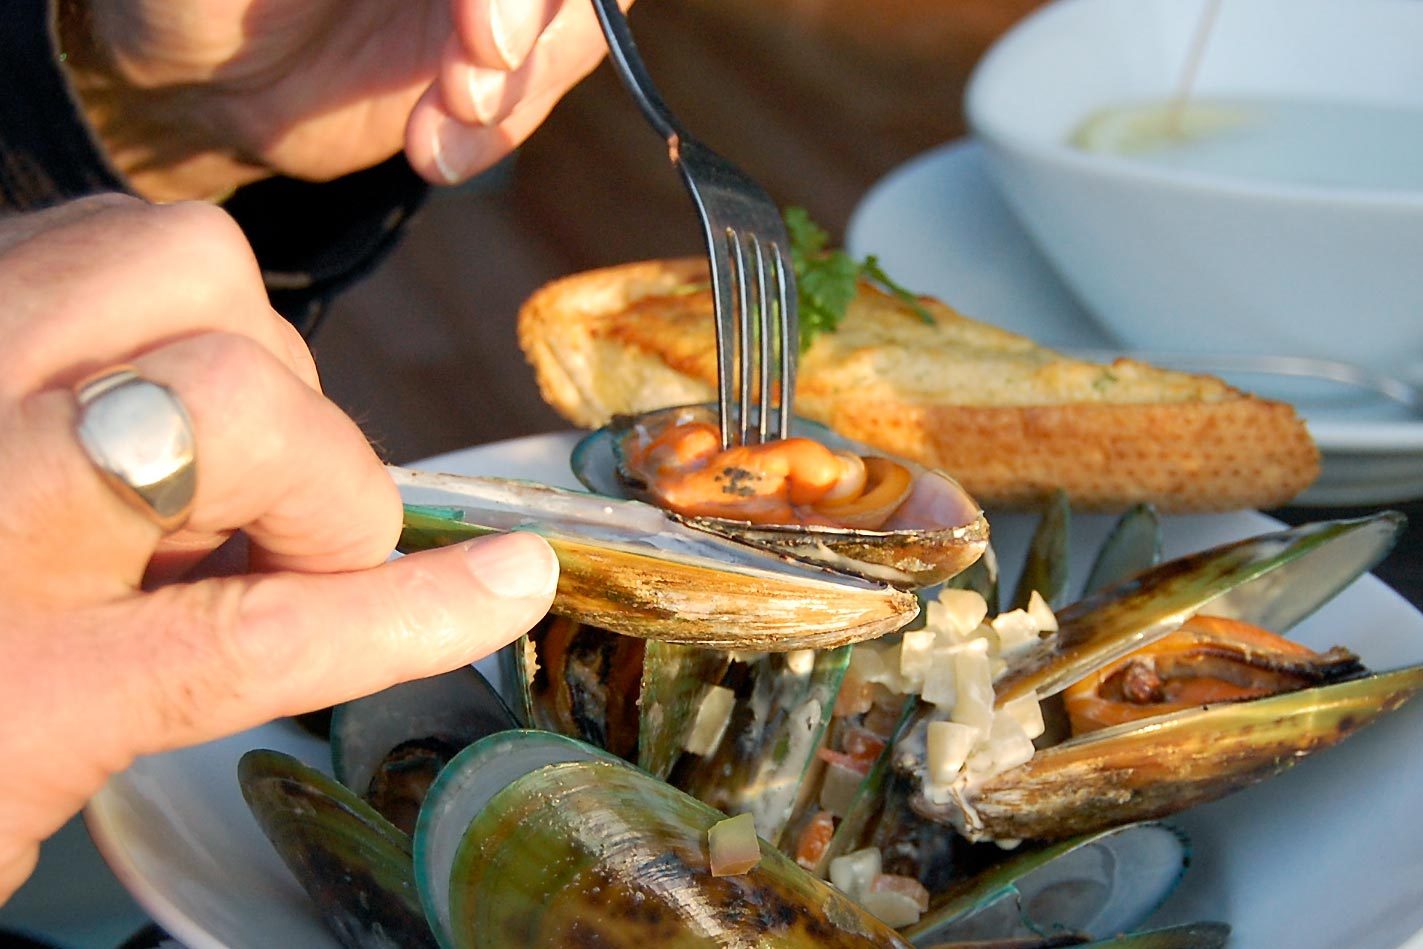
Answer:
920;648;958;707
848;643;888;682
818;761;865;817
926;588;989;642
859;889;923;928
950;644;995;732
1001;691;1045;741
986;714;1036;772
874;641;908;693
1026;589;1059;633
926;720;977;783
898;630;936;690
990;608;1040;655
829;847;882;899
707;812;760;877
683;685;736;756
785;648;817;677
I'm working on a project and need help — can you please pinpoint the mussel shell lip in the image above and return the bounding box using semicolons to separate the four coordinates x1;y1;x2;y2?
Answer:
413;730;617;947
677;507;986;542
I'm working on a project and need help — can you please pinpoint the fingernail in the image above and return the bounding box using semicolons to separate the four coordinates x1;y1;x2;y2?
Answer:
490;0;541;69
464;531;559;600
429;119;466;184
467;67;508;126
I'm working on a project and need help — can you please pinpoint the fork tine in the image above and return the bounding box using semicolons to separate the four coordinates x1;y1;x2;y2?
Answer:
755;238;777;443
710;234;738;449
775;245;796;440
732;231;754;446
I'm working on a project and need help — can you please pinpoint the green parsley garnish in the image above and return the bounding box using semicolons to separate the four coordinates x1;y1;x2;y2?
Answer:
784;206;934;350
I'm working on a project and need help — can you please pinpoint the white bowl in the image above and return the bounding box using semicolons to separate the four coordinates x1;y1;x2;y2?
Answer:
965;0;1423;379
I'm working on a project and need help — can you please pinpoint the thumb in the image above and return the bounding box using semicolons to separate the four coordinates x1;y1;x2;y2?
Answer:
98;531;558;758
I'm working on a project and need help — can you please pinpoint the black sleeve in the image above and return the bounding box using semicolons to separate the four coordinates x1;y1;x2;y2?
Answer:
0;0;428;337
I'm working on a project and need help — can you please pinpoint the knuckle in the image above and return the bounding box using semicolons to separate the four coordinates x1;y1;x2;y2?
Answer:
387;562;464;643
143;203;262;300
179;332;284;418
354;558;477;669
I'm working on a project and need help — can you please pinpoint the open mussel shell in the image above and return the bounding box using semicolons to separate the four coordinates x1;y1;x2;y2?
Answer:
330;665;518;834
392;467;918;650
904;823;1188;946
238;749;437;948
996;513;1406;705
414;729;909;948
917;665;1423;841
895;513;1423;842
573;404;990;590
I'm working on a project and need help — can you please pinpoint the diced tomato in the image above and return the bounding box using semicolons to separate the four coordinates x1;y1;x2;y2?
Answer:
841;727;886;764
794;810;837;870
834;675;877;717
816;748;873;776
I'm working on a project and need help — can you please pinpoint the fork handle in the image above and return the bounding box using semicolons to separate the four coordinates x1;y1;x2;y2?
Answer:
589;0;686;145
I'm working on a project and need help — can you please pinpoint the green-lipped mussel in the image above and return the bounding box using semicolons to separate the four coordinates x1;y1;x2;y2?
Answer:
572;404;990;590
393;466;919;650
897;511;1423;843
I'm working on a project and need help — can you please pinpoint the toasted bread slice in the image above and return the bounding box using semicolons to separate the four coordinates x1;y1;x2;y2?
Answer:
519;258;1319;512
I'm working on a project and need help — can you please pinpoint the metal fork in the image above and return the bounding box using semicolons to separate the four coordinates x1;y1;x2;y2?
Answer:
589;0;798;447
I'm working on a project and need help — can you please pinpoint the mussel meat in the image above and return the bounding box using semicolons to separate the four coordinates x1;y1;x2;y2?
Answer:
573;404;989;589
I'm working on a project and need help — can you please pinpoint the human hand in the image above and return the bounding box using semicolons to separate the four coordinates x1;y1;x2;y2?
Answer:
0;195;558;903
63;0;629;200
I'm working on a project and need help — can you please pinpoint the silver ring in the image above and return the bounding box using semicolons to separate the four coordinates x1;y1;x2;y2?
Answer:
74;366;197;533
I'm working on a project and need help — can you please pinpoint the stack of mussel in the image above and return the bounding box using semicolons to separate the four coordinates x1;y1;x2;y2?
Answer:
241;405;1423;948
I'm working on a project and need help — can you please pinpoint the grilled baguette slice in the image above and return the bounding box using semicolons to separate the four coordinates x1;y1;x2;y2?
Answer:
519;258;1319;512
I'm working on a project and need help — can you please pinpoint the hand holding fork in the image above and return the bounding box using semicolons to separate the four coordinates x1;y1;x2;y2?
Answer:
589;0;800;447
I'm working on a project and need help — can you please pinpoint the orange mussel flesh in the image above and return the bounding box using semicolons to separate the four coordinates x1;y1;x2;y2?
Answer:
1063;614;1365;734
623;419;914;530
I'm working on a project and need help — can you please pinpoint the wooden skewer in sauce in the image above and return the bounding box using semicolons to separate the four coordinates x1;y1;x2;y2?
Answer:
624;420;914;529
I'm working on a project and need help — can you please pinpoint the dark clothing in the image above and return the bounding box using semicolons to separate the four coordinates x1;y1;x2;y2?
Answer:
0;0;427;336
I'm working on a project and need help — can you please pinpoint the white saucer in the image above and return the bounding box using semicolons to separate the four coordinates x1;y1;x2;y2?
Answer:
846;140;1423;506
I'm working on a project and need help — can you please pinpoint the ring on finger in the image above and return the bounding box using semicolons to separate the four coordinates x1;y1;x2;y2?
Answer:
74;366;197;533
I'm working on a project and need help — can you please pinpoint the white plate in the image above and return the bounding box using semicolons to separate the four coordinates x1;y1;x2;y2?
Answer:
87;432;1423;948
846;139;1423;505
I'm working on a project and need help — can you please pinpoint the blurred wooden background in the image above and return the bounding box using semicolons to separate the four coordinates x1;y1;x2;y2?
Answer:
311;0;1045;463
